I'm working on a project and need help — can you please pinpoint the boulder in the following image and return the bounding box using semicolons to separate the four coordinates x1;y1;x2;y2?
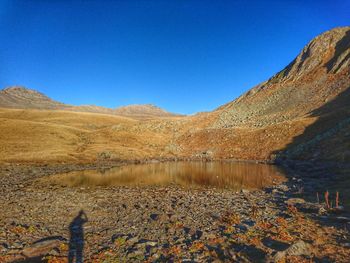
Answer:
285;198;306;206
297;202;324;214
241;189;249;194
21;237;65;258
273;240;312;262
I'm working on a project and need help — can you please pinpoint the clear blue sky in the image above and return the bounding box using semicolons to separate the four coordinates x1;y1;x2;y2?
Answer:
0;0;349;114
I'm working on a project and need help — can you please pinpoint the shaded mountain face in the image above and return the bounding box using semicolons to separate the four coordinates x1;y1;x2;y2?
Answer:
0;86;180;118
179;26;350;162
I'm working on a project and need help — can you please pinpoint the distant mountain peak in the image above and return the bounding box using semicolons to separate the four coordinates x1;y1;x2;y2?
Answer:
270;26;350;83
114;104;178;117
0;86;181;118
0;86;64;109
3;85;45;96
4;85;27;91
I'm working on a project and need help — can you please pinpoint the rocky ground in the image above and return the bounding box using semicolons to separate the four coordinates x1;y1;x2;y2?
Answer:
0;162;349;262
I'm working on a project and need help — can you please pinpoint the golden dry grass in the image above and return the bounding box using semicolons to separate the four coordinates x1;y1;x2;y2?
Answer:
0;108;183;164
0;103;348;164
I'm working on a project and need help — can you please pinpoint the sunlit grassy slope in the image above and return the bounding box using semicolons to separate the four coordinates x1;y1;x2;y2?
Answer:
0;108;186;163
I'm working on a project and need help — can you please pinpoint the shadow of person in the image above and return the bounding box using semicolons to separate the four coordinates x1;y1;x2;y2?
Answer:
68;210;88;263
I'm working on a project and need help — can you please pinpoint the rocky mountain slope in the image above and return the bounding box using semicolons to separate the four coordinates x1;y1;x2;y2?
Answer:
178;26;350;162
0;86;65;109
0;86;180;118
214;26;350;128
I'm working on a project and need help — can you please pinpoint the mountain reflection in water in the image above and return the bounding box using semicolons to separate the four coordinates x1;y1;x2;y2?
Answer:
48;161;286;190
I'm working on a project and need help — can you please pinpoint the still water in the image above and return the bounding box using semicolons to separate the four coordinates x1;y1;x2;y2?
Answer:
48;161;286;190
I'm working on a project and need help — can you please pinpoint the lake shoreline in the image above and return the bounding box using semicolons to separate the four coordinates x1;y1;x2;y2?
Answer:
1;161;349;262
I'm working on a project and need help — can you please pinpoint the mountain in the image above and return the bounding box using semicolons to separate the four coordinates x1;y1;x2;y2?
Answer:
0;86;180;118
114;104;179;118
178;26;350;162
213;26;350;128
0;86;65;109
0;27;349;164
66;105;115;115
